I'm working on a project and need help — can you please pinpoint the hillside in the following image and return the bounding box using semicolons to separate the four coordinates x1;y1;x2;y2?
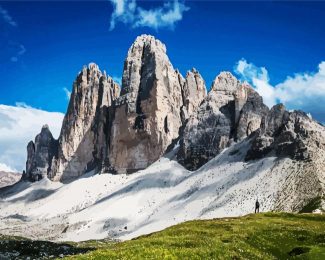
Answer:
0;171;21;188
0;140;323;242
0;213;324;259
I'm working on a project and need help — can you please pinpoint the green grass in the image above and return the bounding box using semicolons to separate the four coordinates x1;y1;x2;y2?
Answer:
65;212;325;260
1;213;324;259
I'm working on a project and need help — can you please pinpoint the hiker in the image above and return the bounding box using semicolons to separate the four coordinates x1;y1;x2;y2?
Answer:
255;199;260;213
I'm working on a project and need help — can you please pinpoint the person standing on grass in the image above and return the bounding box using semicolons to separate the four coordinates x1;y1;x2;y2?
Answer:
255;199;260;213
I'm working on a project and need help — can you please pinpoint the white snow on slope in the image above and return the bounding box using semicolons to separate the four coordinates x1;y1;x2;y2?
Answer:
0;140;291;242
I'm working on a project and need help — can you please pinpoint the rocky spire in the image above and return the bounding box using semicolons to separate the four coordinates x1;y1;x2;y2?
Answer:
177;72;268;170
109;35;185;173
50;63;120;181
24;34;325;184
24;125;58;181
180;68;207;122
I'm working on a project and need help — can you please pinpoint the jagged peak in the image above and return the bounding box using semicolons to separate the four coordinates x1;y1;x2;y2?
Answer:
129;34;167;54
210;71;239;92
186;68;200;76
39;124;53;138
87;62;100;71
270;103;286;112
42;124;49;130
76;63;120;87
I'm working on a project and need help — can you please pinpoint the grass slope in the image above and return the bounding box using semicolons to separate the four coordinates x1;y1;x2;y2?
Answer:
66;213;325;260
1;213;324;259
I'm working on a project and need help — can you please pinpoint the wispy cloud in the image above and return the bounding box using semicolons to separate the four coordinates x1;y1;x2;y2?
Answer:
0;6;26;63
0;5;17;27
234;59;325;123
109;0;189;30
63;87;71;101
10;44;26;62
0;104;64;172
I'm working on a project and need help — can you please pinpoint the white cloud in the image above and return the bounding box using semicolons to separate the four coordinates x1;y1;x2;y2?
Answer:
0;5;17;27
63;87;71;100
0;104;64;172
0;163;17;173
109;0;189;30
234;59;325;123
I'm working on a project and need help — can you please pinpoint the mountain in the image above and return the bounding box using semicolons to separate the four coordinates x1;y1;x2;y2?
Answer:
0;34;324;242
24;35;207;181
0;171;21;188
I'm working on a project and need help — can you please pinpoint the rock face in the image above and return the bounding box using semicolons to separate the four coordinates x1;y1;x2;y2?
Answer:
24;34;325;190
51;64;120;181
24;125;58;181
180;68;207;122
246;105;325;162
109;35;205;173
177;72;268;170
244;105;325;212
25;35;208;180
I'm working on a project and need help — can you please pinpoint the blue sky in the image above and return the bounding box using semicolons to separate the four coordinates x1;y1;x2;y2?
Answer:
0;1;325;171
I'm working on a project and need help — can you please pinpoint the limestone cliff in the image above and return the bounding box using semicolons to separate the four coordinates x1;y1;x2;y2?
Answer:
109;35;200;173
23;34;325;191
24;125;58;181
51;63;120;181
177;72;268;170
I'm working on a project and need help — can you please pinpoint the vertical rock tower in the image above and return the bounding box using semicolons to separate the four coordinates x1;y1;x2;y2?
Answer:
109;35;187;173
24;125;58;181
24;35;208;180
51;64;120;181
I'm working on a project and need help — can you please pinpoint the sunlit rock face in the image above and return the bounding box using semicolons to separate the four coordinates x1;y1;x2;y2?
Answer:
23;34;325;186
109;35;187;173
178;72;269;170
24;35;208;180
51;64;120;181
180;68;207;122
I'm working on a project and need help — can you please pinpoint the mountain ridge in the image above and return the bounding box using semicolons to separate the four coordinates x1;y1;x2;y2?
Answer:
1;34;322;241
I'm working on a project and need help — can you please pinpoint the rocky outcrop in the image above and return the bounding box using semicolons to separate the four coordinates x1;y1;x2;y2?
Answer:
24;35;209;180
246;105;325;162
23;34;325;188
24;125;58;181
109;35;189;173
51;64;120;181
180;68;207;122
235;83;269;140
177;72;268;170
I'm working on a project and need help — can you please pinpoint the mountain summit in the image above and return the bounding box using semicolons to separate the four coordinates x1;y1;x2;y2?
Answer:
0;34;323;242
22;35;325;213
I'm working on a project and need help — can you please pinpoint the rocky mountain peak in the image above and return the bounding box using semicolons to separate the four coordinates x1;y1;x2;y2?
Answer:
211;71;239;93
23;35;325;188
178;72;269;170
130;34;167;56
110;35;185;173
24;125;58;182
48;63;120;181
180;68;207;121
